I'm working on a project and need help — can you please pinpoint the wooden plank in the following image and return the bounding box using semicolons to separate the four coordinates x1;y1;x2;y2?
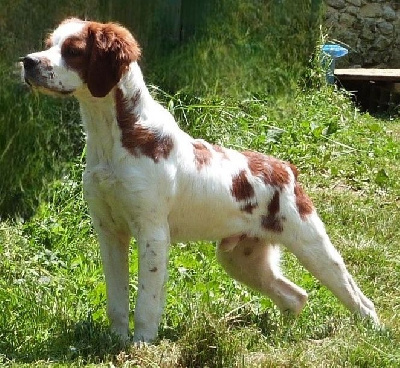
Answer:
334;68;400;82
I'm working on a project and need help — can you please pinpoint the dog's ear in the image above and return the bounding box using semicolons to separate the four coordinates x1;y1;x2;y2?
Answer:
86;22;141;97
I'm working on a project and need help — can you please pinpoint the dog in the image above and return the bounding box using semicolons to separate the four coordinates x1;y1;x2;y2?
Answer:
21;18;379;343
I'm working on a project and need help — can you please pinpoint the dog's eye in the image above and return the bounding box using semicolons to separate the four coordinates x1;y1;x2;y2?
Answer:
62;45;84;57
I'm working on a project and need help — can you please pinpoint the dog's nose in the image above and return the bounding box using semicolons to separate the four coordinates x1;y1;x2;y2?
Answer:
22;56;40;70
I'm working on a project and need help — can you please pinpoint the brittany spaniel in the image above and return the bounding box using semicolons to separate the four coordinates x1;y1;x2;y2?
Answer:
22;18;379;343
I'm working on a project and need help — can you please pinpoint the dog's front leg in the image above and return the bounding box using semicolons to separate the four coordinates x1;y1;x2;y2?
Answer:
133;224;170;343
95;225;131;342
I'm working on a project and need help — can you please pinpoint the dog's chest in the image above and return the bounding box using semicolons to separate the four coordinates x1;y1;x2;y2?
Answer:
83;161;136;219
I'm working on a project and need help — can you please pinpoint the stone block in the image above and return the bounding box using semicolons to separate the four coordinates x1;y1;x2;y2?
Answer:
378;21;394;35
360;3;383;18
325;5;339;24
373;35;392;50
337;30;357;46
382;5;396;21
340;12;356;27
346;0;361;6
359;27;375;41
346;5;359;16
326;0;346;9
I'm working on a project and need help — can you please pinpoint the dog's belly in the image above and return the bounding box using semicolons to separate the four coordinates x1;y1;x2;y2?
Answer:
168;197;250;243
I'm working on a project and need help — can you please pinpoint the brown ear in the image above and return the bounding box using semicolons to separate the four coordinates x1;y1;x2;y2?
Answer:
86;22;141;97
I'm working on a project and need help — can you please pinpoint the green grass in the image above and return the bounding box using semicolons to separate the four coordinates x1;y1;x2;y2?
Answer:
0;67;83;218
149;0;321;97
1;86;400;366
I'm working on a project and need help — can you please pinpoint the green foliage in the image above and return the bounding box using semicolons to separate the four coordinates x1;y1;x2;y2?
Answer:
2;85;400;365
149;0;322;97
0;64;84;218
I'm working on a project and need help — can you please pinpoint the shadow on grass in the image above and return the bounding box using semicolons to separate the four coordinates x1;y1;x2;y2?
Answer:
3;317;123;365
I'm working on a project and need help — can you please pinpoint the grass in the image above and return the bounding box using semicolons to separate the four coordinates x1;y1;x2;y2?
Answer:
1;86;400;366
1;0;400;366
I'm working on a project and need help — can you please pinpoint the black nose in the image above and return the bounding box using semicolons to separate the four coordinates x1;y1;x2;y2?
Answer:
22;56;40;70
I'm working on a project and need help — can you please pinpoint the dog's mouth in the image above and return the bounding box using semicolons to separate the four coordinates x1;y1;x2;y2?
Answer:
23;74;74;96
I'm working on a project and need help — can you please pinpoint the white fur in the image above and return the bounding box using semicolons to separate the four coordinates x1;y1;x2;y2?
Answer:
22;19;379;343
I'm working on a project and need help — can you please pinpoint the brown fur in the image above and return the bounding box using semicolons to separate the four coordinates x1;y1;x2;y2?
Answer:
116;88;174;162
261;190;283;232
192;141;212;170
243;151;291;188
231;170;255;202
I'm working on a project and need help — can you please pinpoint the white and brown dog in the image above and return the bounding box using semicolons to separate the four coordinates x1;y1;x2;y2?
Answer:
22;18;379;343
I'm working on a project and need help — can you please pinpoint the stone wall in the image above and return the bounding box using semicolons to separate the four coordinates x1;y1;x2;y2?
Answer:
325;0;400;67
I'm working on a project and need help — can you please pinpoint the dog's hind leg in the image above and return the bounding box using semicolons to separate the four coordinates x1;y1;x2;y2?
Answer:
281;211;379;325
217;237;308;315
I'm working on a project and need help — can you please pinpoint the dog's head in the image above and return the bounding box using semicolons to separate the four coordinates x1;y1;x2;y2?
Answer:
22;18;141;98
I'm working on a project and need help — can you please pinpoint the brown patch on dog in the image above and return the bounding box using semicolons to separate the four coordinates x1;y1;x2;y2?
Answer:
86;21;141;97
231;170;255;201
116;88;174;162
243;247;253;256
241;202;258;214
61;32;91;78
129;124;174;163
212;144;229;160
243;151;290;189
262;191;283;232
192;141;212;169
294;183;314;219
50;19;141;97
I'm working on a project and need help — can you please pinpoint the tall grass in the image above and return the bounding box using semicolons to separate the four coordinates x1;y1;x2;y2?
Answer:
149;0;322;96
0;0;98;218
0;68;83;218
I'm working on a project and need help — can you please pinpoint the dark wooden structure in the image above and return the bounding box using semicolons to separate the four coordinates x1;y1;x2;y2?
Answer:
334;68;400;113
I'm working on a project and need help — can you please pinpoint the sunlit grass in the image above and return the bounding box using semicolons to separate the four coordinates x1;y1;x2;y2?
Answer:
1;86;400;366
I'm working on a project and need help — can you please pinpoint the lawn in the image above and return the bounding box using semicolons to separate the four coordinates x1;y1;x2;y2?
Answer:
1;85;400;367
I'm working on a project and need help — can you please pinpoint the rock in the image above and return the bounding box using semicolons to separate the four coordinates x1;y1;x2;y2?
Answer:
389;48;400;67
360;3;383;18
325;6;339;27
373;35;392;50
325;0;346;9
359;18;377;41
346;6;359;16
382;5;396;21
340;13;356;27
378;21;394;35
360;29;375;41
337;29;357;46
353;19;363;30
346;0;361;6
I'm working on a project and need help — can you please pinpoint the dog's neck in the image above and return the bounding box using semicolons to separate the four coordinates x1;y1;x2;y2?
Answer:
76;62;154;166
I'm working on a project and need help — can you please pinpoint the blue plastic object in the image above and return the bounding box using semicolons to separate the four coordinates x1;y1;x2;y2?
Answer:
322;44;348;58
322;44;348;84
